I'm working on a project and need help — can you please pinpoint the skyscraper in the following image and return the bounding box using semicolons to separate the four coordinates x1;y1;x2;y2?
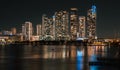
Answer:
36;24;42;36
79;16;86;38
42;14;54;40
22;22;33;41
87;5;97;39
22;24;26;36
54;11;69;40
70;8;79;40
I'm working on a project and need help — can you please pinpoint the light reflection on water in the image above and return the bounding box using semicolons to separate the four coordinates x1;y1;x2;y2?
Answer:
76;50;83;70
0;45;119;70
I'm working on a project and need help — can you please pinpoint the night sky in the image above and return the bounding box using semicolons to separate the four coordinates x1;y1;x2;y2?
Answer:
0;0;120;38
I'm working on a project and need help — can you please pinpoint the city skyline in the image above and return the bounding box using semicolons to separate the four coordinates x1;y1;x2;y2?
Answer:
0;6;96;41
0;0;120;38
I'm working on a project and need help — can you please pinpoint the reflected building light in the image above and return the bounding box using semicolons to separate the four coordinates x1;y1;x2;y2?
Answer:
62;45;66;58
62;51;66;58
90;66;98;70
43;46;49;59
49;52;56;59
70;46;77;59
90;54;97;62
77;50;83;57
77;50;83;70
32;54;40;58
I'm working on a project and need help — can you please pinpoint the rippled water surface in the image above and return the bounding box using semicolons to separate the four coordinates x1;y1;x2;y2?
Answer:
0;44;119;70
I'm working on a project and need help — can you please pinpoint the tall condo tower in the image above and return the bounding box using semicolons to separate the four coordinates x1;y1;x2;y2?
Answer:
54;11;69;40
23;22;33;41
42;14;54;40
70;8;79;40
36;24;42;36
87;5;97;39
79;16;86;38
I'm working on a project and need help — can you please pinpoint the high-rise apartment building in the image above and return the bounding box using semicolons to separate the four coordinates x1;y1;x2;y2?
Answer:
42;14;54;40
79;16;86;38
87;5;97;39
54;11;69;40
70;8;79;40
36;24;42;36
22;24;26;36
22;22;33;41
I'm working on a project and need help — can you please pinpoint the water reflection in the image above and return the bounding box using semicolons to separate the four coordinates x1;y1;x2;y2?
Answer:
0;45;119;70
77;50;83;70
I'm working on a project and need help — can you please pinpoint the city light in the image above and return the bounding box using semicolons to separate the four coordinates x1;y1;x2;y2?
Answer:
0;5;97;42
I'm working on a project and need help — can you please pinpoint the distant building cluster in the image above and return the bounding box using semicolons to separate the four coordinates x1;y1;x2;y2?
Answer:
0;5;97;41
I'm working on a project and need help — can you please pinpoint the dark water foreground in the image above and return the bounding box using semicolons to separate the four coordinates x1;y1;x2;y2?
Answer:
0;44;120;70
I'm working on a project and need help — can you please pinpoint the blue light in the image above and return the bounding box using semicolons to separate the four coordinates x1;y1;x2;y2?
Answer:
52;15;55;18
90;54;97;62
91;5;96;14
90;66;98;70
77;50;83;57
77;50;83;70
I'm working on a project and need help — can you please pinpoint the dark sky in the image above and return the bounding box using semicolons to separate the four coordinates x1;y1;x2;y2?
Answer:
0;0;120;38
